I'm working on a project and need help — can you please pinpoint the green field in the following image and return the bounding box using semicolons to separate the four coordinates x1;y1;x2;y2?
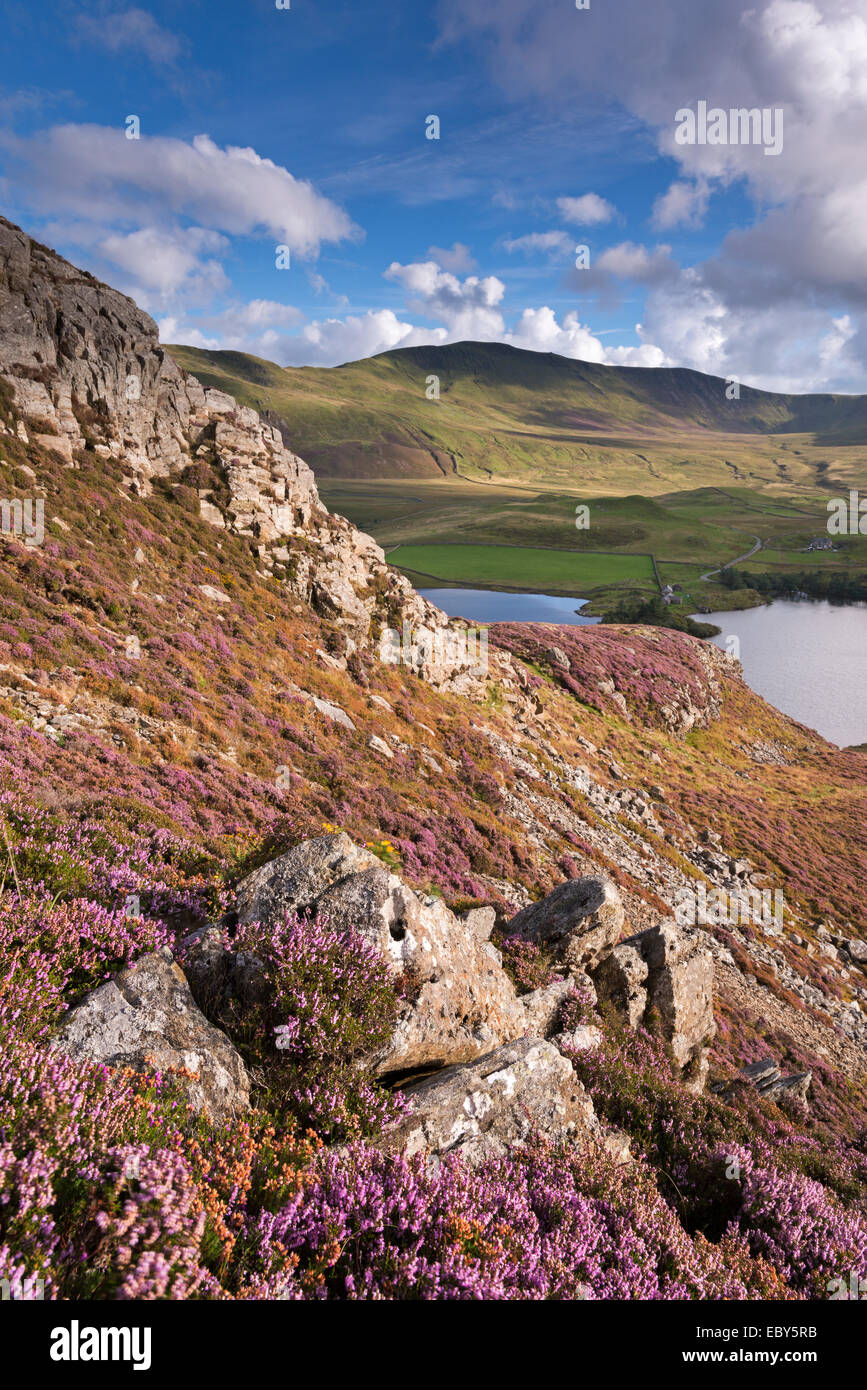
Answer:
321;479;867;611
386;543;656;594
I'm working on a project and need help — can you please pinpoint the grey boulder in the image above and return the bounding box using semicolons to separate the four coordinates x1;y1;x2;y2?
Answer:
505;876;625;973
232;834;529;1075
381;1037;598;1166
51;948;251;1123
233;831;379;926
593;918;715;1091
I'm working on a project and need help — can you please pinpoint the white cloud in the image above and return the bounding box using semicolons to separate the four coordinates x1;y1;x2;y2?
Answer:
157;298;302;355
219;300;303;330
96;225;229;303
503;230;573;256
74;7;184;65
594;241;676;283
651;179;711;230
158;318;221;351
2;125;359;256
438;0;867;388
556;193;617;225
505;305;669;367
2;122;360;325
159;299;303;359
426;241;476;272
632;274;866;392
285;310;443;366
505;306;605;360
384;260;506;338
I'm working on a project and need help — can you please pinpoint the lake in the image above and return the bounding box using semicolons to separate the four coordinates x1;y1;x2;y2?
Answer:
700;600;867;748
418;588;599;626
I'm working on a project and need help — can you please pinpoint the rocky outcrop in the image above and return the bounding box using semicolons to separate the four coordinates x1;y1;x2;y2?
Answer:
50;948;250;1122
0;216;488;691
230;835;715;1092
593;918;715;1090
827;933;867;967
520;978;578;1038
460;906;497;942
0;218;193;476
505;876;625;973
711;1058;811;1105
47;815;718;1163
232;832;531;1074
233;831;375;924
593;940;649;1029
381;1037;598;1167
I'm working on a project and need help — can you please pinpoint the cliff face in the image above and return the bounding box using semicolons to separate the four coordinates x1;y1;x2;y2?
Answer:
0;216;481;688
0;217;193;473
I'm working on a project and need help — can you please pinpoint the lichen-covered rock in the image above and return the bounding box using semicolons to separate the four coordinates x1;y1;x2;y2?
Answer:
381;1037;598;1166
554;1024;602;1052
233;832;379;926
843;937;867;965
763;1071;811;1102
711;1058;811;1106
519;978;575;1037
233;833;530;1074
594;918;715;1091
506;876;625;974
460;906;497;942
0;216;194;477
593;939;649;1029
50;948;250;1122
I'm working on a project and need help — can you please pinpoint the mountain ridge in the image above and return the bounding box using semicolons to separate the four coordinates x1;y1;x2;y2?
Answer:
167;338;867;486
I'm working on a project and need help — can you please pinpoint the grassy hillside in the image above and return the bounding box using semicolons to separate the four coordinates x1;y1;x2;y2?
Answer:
168;340;867;494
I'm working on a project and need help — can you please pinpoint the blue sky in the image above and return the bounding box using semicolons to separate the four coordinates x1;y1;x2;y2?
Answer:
1;1;866;392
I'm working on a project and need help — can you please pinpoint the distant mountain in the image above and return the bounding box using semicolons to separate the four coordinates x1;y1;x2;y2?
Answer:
167;339;867;485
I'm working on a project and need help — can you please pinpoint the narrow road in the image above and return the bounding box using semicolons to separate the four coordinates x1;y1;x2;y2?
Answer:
701;535;762;581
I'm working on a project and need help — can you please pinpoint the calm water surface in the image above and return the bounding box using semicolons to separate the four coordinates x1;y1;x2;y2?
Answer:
699;600;867;748
418;588;599;626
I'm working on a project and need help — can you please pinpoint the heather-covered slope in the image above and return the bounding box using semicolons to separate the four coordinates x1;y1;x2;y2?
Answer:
1;223;866;1302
